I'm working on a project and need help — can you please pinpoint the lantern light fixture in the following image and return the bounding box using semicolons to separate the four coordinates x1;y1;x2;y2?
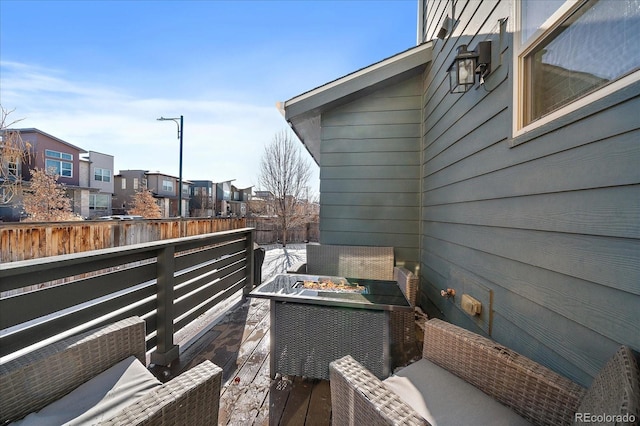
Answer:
448;41;492;94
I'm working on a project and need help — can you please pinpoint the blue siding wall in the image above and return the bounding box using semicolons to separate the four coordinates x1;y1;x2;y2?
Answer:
420;0;640;387
320;75;423;270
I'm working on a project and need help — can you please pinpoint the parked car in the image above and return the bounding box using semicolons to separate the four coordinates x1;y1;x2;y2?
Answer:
98;215;144;220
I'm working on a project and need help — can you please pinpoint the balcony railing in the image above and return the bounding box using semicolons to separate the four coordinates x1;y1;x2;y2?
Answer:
0;227;255;366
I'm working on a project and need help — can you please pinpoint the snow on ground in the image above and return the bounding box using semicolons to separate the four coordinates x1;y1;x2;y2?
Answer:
259;243;306;283
173;244;307;353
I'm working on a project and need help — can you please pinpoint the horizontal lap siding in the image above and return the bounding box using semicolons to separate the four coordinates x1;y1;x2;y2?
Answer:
421;0;640;387
320;76;422;270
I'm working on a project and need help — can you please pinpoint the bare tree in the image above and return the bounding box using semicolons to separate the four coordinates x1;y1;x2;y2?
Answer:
22;168;79;222
0;106;30;204
128;187;162;218
258;130;312;246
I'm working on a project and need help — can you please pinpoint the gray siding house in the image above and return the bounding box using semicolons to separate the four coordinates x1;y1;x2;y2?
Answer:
281;0;639;388
82;151;114;218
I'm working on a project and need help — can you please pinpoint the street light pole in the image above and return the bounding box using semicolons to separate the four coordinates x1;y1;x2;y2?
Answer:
157;115;184;217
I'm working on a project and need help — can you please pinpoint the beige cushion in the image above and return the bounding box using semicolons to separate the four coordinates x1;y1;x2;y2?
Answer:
13;356;161;425
383;358;531;426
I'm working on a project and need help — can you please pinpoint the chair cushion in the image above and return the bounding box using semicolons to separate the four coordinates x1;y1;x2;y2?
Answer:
383;358;532;426
12;356;161;425
574;346;640;425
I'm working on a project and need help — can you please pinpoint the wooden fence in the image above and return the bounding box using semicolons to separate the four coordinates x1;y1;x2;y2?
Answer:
247;218;319;245
0;217;246;263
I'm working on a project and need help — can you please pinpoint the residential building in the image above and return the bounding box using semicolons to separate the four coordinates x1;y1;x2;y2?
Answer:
0;129;114;220
112;170;147;215
113;170;191;217
281;0;639;388
82;151;114;218
189;180;216;217
229;185;252;217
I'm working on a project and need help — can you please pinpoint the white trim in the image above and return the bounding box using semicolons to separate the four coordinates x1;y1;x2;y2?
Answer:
512;0;637;138
513;70;640;138
417;0;425;44
284;42;432;108
513;0;581;135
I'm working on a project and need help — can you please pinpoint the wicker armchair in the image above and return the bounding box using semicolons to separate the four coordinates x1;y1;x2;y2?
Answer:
0;317;222;425
330;318;640;426
289;243;419;366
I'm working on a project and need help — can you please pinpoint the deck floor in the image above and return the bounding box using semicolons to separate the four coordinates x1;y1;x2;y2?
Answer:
155;296;332;425
149;245;421;425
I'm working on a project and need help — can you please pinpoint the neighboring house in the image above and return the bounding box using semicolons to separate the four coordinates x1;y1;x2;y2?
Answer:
190;180;216;217
112;170;148;215
147;172;190;218
229;185;252;217
81;151;114;218
251;190;276;217
113;170;190;218
281;0;639;388
0;129;114;220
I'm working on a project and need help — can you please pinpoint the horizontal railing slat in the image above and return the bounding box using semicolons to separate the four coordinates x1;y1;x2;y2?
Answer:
0;262;158;330
0;286;157;358
0;228;255;363
174;239;246;271
174;280;247;333
175;253;247;299
174;266;247;319
0;250;157;292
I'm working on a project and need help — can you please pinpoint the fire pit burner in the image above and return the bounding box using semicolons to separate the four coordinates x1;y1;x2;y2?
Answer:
293;279;367;293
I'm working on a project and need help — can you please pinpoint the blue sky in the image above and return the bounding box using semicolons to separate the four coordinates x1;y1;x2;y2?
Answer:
1;0;418;191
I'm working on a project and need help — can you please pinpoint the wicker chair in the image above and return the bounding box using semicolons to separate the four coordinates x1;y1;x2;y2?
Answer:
0;317;223;425
330;318;640;426
290;243;419;366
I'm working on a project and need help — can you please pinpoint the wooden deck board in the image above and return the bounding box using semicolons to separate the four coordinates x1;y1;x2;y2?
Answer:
279;376;314;425
305;380;332;426
162;296;332;425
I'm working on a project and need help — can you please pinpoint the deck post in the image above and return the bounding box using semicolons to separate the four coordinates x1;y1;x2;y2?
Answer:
244;229;255;295
151;245;179;365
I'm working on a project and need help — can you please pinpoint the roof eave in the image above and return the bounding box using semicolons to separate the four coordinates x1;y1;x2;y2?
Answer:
280;42;433;165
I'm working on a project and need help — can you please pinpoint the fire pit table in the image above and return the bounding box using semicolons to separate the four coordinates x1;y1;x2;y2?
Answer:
249;273;413;380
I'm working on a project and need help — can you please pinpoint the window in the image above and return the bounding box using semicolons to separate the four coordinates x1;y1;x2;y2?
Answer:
133;178;139;190
7;158;19;177
44;149;73;177
89;194;110;209
45;159;73;177
182;183;189;195
162;179;173;192
121;178;127;189
516;0;640;131
94;168;111;182
45;149;72;161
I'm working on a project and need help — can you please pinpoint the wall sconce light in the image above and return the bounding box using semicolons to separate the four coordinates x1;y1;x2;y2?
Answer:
448;41;492;94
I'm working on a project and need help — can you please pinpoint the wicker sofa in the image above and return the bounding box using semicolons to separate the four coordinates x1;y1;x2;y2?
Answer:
290;243;419;364
330;318;640;426
0;317;222;425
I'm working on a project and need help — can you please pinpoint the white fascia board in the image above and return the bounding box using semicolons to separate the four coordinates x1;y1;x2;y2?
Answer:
281;42;432;164
283;42;432;120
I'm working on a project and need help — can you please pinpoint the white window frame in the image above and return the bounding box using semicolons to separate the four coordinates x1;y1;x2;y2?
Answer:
162;179;174;192
45;158;73;178
7;158;19;177
94;167;111;182
44;149;73;177
512;0;640;138
89;193;110;209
